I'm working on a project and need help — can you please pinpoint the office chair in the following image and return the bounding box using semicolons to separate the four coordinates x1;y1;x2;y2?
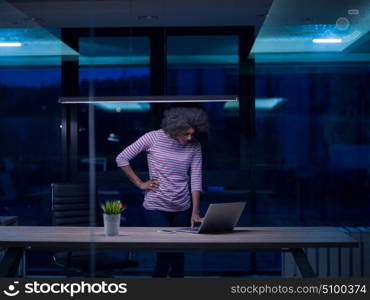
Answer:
51;183;138;276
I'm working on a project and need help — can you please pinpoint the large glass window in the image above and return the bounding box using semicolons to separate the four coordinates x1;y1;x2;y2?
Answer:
250;1;370;227
167;35;240;171
0;66;61;225
79;36;150;97
254;64;370;226
77;36;150;172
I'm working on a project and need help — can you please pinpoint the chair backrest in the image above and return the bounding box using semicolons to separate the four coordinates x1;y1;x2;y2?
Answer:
51;183;98;226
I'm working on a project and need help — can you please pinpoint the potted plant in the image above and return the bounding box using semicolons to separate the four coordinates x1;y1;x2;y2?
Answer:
101;200;126;236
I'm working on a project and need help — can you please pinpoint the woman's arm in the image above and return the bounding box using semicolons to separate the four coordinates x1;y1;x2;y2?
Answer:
116;132;154;167
190;143;203;227
120;165;158;191
191;191;203;227
116;132;159;191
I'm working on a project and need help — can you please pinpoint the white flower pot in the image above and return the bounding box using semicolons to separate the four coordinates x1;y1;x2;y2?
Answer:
103;214;121;236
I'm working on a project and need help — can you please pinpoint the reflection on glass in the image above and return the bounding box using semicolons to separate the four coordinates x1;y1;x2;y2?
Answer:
78;36;150;172
167;35;240;170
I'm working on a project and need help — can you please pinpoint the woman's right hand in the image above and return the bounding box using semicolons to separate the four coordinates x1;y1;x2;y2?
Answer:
139;177;159;191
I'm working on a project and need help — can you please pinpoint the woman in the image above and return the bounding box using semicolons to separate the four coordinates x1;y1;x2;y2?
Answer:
116;106;209;277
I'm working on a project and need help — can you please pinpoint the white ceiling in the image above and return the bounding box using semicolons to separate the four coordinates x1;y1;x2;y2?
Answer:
1;0;273;28
251;0;370;62
1;0;370;65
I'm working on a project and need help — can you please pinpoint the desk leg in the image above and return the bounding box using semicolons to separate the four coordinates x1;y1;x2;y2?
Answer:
0;247;25;277
290;248;317;278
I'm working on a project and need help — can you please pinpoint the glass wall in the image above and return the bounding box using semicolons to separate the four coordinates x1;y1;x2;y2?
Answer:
0;65;62;226
250;0;370;228
77;36;151;173
254;64;370;226
167;35;240;171
2;21;369;277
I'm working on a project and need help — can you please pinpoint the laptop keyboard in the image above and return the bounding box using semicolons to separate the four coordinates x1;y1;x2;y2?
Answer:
176;227;200;232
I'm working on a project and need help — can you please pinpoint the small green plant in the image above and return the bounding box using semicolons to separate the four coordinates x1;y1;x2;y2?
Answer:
101;200;126;215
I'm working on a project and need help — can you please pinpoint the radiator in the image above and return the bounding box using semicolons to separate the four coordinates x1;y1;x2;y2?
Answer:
282;227;370;277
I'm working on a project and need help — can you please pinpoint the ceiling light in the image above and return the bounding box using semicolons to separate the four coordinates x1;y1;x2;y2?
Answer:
224;98;286;111
312;38;342;44
255;97;286;110
0;42;22;47
348;9;359;15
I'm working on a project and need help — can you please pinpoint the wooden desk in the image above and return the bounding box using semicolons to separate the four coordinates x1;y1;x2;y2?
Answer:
0;226;358;277
0;216;21;277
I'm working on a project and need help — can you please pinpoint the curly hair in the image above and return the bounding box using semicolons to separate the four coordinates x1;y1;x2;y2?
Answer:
161;107;209;139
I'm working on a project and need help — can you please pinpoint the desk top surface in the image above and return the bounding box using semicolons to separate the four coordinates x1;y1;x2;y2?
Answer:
0;226;358;250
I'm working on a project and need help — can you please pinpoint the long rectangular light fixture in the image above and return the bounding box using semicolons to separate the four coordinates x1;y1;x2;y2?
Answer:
0;42;22;47
59;95;238;104
312;38;342;44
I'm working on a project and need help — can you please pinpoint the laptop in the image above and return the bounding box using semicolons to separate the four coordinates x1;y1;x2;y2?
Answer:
176;202;246;234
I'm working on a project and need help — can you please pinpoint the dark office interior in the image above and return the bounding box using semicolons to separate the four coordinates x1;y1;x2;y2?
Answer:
0;0;369;278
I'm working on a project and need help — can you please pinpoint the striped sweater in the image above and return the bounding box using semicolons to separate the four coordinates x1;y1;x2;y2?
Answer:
116;129;202;212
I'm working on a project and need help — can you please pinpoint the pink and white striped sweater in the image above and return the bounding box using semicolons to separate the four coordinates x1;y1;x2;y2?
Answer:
116;129;202;212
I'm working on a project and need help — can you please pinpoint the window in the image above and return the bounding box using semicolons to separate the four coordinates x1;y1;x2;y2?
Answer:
167;35;240;170
77;36;151;172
